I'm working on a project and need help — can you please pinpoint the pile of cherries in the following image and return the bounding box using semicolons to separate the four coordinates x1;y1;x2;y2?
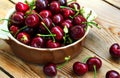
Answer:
8;0;88;48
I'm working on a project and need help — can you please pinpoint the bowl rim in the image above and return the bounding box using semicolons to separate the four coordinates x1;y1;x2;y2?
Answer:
4;8;90;51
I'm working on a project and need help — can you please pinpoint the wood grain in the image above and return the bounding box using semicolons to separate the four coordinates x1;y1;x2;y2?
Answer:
104;0;120;8
0;0;120;77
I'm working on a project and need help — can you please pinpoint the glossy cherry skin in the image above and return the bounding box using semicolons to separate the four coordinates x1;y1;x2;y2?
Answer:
69;2;80;10
106;70;120;78
58;0;67;6
50;1;60;14
39;17;53;33
25;14;40;28
15;2;29;13
73;15;86;25
10;25;19;35
17;32;30;45
11;12;24;25
109;43;120;58
64;19;73;23
51;26;64;41
39;10;52;18
35;0;48;12
43;63;57;77
31;36;45;48
70;25;85;40
53;14;64;25
61;21;73;28
73;62;88;75
61;8;75;18
86;57;102;71
46;40;61;48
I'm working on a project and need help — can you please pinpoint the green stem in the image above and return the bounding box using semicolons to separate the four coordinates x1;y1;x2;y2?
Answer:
14;26;27;38
60;6;76;11
0;19;10;22
41;22;55;42
73;11;79;17
93;65;97;78
67;0;77;4
82;57;91;63
37;34;56;37
57;56;70;69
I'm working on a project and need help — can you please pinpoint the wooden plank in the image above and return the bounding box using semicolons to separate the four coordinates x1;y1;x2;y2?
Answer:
104;0;120;8
0;70;9;78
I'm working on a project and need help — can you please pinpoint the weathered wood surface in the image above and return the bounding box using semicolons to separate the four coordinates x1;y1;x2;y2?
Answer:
0;0;120;78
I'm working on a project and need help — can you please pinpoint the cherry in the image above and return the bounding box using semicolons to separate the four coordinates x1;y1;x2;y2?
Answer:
106;70;120;78
86;57;102;71
53;14;64;25
69;2;80;10
25;14;40;28
10;25;19;35
11;12;24;25
61;21;73;28
73;15;86;25
70;25;85;40
58;0;67;6
51;26;64;41
35;0;48;12
39;17;53;33
15;2;29;13
43;63;57;77
46;40;61;48
61;8;75;18
73;62;88;75
31;36;45;48
17;32;30;44
64;19;73;23
50;1;60;14
39;10;52;18
109;43;120;58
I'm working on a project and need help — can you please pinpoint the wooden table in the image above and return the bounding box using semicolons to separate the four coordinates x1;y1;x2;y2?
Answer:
0;0;120;78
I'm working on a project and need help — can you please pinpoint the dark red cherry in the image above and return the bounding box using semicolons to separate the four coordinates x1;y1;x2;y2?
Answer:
50;1;60;14
43;63;57;77
73;62;88;75
69;2;80;10
16;2;29;13
58;0;67;6
64;19;73;23
35;0;48;12
106;70;120;78
25;14;40;27
51;26;64;41
46;40;61;48
86;57;102;71
61;8;75;18
39;10;52;18
10;25;19;35
70;25;85;40
17;32;30;44
11;12;24;25
109;43;120;58
53;14;64;25
22;27;36;36
73;15;86;25
39;17;53;33
31;36;45;48
61;21;73;28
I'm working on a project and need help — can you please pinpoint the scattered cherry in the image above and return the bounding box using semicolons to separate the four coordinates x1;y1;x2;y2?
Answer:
106;70;120;78
43;63;57;77
86;57;102;71
17;32;30;44
16;2;29;13
109;43;120;58
73;62;88;75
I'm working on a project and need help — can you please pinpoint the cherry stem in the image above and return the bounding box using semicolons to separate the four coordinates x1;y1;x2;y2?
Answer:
57;56;71;69
82;56;91;63
37;34;56;37
14;26;28;38
41;22;56;42
60;6;76;11
93;65;97;78
0;19;10;22
8;0;16;4
67;0;77;4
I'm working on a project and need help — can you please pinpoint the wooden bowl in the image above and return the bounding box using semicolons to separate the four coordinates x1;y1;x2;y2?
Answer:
0;8;90;64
